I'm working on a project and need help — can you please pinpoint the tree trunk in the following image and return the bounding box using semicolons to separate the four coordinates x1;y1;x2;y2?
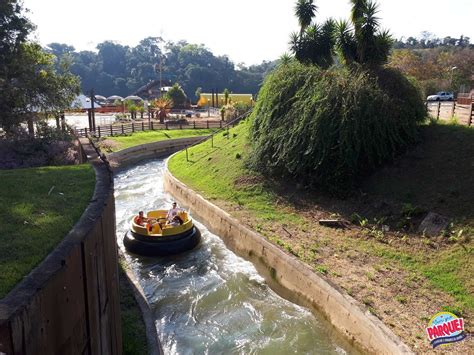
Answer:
27;115;35;137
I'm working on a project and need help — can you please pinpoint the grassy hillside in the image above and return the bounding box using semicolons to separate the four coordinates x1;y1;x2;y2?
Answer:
0;165;95;298
168;119;473;352
99;129;214;152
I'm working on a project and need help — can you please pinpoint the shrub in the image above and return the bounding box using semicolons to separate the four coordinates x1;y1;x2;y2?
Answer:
248;62;426;193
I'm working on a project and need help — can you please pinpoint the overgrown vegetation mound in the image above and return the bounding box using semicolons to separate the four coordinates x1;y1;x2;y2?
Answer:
248;62;426;192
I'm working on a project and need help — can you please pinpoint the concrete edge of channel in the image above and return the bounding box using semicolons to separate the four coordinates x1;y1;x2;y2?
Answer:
163;154;414;355
108;136;205;170
118;250;163;355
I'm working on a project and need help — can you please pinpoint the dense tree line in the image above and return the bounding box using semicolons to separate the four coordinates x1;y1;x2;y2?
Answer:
388;46;473;96
393;32;471;49
46;39;277;101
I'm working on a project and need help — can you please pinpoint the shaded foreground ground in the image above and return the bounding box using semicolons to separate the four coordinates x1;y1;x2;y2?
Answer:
168;120;473;353
0;165;95;298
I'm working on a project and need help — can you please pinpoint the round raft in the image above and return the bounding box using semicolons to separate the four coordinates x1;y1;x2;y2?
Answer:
124;209;201;256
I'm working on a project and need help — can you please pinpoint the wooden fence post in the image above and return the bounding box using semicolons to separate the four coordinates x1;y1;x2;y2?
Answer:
121;124;124;135
220;121;222;128
206;120;209;129
85;127;88;136
110;125;113;136
151;121;154;130
141;122;144;131
132;123;135;133
469;103;473;126
165;122;168;130
451;101;456;118
193;121;196;129
437;101;441;120
98;126;101;138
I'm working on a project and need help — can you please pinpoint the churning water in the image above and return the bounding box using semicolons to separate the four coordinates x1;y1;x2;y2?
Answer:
114;159;354;354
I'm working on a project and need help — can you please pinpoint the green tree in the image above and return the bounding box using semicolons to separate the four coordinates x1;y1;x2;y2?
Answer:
334;0;393;68
165;83;187;108
295;0;317;34
223;88;230;105
290;18;336;67
0;1;80;133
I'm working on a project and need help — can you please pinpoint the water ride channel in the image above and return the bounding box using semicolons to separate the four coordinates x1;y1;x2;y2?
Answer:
115;158;357;354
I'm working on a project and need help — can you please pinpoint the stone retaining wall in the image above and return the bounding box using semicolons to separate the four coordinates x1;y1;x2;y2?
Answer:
164;162;413;355
0;139;122;354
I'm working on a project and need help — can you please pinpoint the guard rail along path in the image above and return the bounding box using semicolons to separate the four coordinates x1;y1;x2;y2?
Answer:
426;100;474;126
0;139;122;354
74;119;227;138
107;111;251;169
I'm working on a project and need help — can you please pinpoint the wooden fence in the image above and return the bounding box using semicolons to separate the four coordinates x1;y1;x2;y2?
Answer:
426;101;474;126
74;120;225;138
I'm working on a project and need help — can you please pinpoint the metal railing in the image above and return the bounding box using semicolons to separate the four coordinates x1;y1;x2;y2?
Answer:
182;110;252;161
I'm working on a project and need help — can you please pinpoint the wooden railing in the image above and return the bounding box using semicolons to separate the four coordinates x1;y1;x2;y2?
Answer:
74;119;226;138
426;101;473;126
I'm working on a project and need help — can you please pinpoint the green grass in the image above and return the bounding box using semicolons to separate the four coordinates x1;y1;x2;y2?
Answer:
357;238;473;312
168;121;303;225
0;165;95;298
168;120;474;313
119;263;148;355
104;129;214;152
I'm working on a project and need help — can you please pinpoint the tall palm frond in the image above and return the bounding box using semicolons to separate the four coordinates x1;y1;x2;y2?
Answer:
361;0;380;38
370;29;393;66
295;0;317;33
350;0;366;33
293;21;335;68
334;19;357;65
289;31;302;58
279;53;293;66
317;19;336;67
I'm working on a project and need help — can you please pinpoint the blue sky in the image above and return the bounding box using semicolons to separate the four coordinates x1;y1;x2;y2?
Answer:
24;0;474;65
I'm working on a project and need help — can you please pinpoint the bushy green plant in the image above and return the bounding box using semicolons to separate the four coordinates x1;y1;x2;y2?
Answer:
248;62;426;193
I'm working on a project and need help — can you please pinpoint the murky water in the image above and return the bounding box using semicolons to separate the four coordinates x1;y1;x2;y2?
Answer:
114;159;354;354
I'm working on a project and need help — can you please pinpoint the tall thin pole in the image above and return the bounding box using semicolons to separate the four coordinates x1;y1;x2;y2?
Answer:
159;56;163;98
90;89;96;132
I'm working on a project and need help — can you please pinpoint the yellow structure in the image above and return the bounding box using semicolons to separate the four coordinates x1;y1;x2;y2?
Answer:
198;93;253;107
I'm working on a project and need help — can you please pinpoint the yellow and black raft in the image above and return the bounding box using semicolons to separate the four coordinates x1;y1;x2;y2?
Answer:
124;210;201;256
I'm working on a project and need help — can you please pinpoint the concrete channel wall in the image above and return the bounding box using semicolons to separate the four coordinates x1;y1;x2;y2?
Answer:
108;137;205;169
0;140;122;354
164;164;413;355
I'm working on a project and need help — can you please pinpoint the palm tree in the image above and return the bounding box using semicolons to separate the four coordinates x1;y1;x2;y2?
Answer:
153;97;172;123
279;53;293;66
223;88;230;105
334;20;357;65
290;19;335;68
295;0;317;34
334;0;392;68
